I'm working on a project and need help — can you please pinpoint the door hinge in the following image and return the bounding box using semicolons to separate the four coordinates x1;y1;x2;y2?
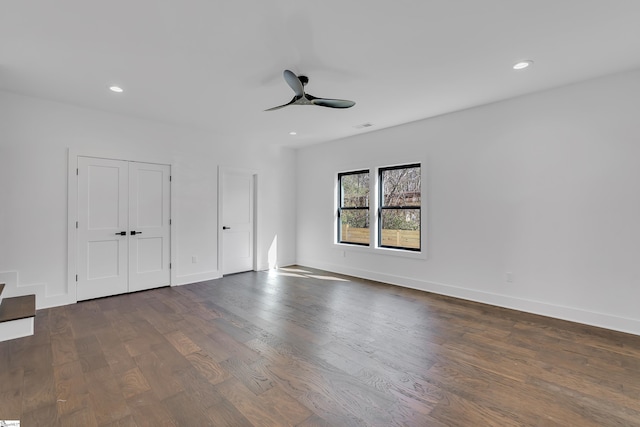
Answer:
76;221;78;229
169;219;172;225
76;168;79;175
169;263;172;269
169;175;172;182
75;274;78;281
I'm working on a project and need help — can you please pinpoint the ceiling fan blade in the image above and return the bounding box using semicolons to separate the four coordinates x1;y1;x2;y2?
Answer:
283;69;304;97
264;96;298;111
310;98;356;109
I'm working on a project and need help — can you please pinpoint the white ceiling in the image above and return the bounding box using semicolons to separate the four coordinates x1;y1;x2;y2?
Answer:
2;1;640;147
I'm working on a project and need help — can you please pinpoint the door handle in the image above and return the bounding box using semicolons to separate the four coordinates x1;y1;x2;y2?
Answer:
115;231;126;236
223;226;231;230
130;230;142;235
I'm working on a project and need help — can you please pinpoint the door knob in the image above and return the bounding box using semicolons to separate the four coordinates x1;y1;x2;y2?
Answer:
115;231;126;236
130;230;142;235
223;226;231;230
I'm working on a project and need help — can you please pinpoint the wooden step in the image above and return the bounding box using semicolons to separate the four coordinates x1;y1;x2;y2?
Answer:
0;295;36;323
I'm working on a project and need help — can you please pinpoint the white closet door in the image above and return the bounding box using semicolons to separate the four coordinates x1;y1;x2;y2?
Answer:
221;169;254;275
128;162;171;292
77;157;129;301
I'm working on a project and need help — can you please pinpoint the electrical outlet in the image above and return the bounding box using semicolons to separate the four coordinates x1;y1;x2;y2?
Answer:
505;272;513;283
192;256;198;263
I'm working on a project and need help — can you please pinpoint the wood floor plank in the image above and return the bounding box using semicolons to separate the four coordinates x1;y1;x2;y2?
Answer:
53;360;91;417
219;356;274;395
59;407;99;427
162;391;217;426
122;318;166;357
94;328;138;375
428;390;524;427
296;414;335;427
21;402;59;427
174;366;226;409
164;330;201;356
21;343;56;414
126;391;177;427
185;350;231;385
207;328;262;364
179;327;232;362
203;397;254;427
258;385;312;425
217;377;306;427
0;367;23;420
76;334;110;373
2;266;640;426
100;414;139;427
143;298;184;335
85;366;131;425
48;306;73;335
212;317;256;343
117;367;152;399
133;351;184;401
51;329;79;366
264;352;395;426
67;301;109;339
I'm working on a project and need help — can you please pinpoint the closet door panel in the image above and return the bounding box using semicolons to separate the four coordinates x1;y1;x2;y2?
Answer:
77;157;129;301
128;162;171;292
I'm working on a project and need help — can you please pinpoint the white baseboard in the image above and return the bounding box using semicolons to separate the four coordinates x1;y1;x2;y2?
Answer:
297;259;640;337
37;293;76;310
0;317;34;342
173;270;221;287
2;268;224;309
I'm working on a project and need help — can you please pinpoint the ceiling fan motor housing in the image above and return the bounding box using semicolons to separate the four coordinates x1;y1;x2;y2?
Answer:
264;69;355;110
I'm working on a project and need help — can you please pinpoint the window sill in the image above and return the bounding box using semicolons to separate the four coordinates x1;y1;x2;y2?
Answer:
334;242;427;260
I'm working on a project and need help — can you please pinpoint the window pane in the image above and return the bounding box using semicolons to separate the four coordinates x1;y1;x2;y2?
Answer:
381;166;420;207
380;208;420;249
340;210;370;245
341;172;369;208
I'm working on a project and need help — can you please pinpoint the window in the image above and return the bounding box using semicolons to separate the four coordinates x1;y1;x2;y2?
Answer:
379;164;421;251
338;170;370;246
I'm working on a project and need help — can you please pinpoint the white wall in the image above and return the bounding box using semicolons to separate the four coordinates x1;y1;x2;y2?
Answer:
296;68;640;335
0;91;296;308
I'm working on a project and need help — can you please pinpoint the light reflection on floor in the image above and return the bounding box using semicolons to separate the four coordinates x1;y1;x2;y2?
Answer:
271;267;349;282
258;267;440;357
277;267;311;274
261;267;354;336
268;271;304;278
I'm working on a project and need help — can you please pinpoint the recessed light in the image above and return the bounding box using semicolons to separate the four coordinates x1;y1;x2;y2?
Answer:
109;85;124;93
289;131;297;135
513;60;533;70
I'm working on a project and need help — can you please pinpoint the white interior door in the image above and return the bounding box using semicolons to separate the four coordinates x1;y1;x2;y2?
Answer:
128;162;171;292
77;157;171;301
221;169;254;275
77;157;129;301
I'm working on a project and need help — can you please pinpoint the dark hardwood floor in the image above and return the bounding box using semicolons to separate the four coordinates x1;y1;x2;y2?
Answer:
1;266;640;426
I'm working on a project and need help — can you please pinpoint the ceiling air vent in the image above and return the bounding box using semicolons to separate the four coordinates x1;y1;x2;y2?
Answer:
354;122;373;129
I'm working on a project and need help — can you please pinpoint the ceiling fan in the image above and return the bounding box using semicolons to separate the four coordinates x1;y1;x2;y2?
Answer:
265;69;355;111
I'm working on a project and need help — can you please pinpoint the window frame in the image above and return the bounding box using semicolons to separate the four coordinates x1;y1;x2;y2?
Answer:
337;169;370;247
335;159;426;260
377;163;421;252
